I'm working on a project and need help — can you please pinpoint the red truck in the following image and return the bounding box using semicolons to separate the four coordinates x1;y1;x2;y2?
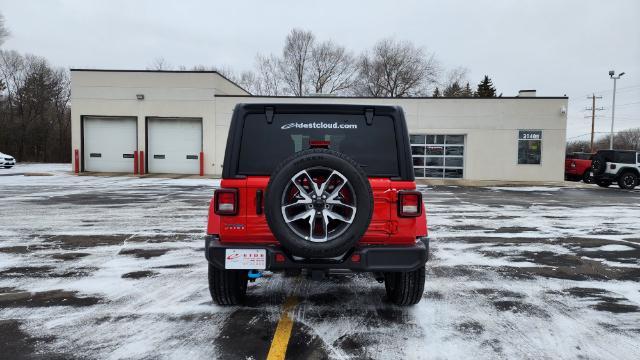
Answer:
565;152;593;183
205;104;428;306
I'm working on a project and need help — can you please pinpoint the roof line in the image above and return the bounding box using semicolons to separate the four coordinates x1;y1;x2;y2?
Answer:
69;68;251;95
214;94;569;100
70;68;219;74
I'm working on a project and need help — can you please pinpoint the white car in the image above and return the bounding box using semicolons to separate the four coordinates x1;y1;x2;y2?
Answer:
0;152;16;168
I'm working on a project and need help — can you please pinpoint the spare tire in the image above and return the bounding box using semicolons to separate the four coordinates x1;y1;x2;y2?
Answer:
264;149;373;258
591;155;606;175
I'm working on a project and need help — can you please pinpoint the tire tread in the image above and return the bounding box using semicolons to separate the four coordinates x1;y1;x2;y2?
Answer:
384;266;425;306
208;264;248;305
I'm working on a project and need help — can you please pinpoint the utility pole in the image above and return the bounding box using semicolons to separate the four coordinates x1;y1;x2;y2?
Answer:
608;70;625;149
585;94;603;152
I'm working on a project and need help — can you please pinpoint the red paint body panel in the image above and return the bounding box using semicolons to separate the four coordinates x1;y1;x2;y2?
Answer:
564;158;592;177
207;176;428;245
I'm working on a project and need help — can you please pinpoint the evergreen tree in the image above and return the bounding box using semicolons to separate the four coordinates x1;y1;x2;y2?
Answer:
443;81;462;97
475;75;496;97
460;82;473;97
432;87;440;97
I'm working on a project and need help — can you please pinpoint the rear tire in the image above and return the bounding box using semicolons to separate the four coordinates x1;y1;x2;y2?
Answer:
208;264;248;305
384;267;425;306
582;171;593;184
596;179;611;188
618;172;638;190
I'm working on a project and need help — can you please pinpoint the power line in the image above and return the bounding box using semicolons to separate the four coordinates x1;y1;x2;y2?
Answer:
583;84;640;97
615;101;640;107
567;130;636;140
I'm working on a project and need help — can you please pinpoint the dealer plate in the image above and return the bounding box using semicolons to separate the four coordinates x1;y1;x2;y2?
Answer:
225;249;266;270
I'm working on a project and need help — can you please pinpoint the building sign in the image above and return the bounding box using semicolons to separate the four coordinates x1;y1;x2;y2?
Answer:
519;130;542;140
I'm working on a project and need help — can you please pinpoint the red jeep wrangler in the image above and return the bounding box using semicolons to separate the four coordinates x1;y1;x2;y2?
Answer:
565;152;593;183
205;104;428;306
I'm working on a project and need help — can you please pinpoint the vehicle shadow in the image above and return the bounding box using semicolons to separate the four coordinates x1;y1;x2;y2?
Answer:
213;273;414;359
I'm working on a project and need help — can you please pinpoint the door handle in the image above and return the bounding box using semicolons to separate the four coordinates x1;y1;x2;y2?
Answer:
153;154;165;159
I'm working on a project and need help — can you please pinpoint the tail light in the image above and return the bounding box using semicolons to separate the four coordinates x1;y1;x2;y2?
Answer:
570;162;576;168
214;188;238;215
398;191;422;217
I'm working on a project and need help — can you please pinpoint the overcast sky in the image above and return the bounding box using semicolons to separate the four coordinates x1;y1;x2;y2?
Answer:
1;0;639;140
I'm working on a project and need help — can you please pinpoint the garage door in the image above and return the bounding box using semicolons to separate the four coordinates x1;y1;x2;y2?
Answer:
147;118;202;174
83;117;137;172
410;134;465;179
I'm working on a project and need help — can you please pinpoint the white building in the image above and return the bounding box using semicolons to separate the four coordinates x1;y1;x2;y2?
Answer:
70;69;568;183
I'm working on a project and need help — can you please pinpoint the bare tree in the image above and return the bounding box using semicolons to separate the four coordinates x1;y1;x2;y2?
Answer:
0;50;71;162
566;140;591;153
211;64;238;81
612;128;640;150
442;66;468;87
235;70;257;94
255;54;284;96
440;66;469;96
279;28;315;96
354;39;439;97
567;128;640;153
147;57;173;70
0;13;9;47
309;40;356;94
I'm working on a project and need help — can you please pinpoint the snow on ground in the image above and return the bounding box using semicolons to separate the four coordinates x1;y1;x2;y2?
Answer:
486;186;562;192
1;164;639;359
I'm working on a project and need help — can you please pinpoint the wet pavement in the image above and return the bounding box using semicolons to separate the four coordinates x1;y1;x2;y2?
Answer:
1;164;639;359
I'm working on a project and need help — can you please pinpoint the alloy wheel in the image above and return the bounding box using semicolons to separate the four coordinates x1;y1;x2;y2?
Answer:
280;167;357;242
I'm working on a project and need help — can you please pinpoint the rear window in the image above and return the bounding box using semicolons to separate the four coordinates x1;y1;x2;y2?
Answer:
237;113;400;177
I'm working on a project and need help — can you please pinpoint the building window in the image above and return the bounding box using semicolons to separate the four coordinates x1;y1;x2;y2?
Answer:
411;134;464;178
518;130;542;164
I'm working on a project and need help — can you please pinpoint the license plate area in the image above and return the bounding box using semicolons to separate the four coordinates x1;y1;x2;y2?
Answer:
224;249;266;270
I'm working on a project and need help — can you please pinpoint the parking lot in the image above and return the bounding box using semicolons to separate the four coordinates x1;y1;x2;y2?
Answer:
1;164;639;359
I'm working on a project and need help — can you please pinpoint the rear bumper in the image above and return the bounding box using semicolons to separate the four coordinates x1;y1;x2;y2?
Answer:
205;235;429;272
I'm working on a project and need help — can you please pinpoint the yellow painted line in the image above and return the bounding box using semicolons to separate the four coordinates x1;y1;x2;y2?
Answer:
266;296;299;360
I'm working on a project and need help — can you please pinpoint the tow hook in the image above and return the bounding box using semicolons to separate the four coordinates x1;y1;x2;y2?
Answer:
248;270;263;282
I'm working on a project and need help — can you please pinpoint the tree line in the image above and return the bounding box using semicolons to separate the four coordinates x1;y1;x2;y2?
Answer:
149;28;500;98
566;128;640;153
1;17;506;163
0;13;71;163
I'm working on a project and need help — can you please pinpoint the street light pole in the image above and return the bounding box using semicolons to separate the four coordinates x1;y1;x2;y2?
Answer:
608;70;625;149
